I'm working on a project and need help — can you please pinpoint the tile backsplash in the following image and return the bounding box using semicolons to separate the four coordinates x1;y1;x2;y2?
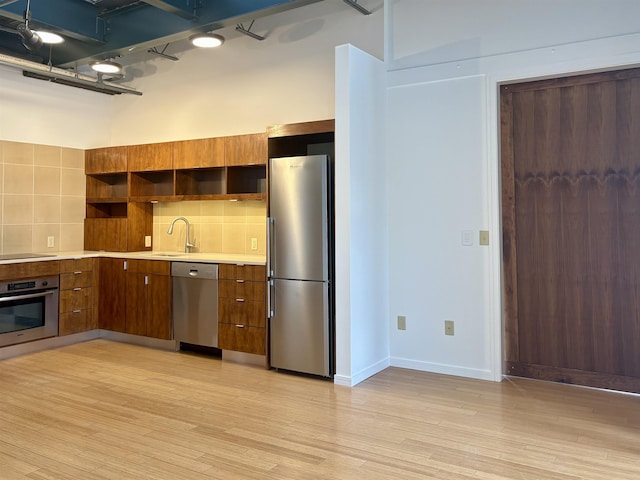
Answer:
153;200;266;255
0;141;86;253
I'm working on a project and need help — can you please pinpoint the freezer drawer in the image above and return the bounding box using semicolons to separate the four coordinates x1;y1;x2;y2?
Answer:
269;278;330;377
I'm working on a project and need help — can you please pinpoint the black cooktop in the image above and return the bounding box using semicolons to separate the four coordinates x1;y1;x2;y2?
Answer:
0;253;56;261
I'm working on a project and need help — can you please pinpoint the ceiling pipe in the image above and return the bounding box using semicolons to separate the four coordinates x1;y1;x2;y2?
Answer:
0;52;142;95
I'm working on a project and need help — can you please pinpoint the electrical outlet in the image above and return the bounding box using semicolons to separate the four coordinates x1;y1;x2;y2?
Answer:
145;235;152;247
397;315;406;330
251;237;258;250
47;236;54;248
444;320;455;336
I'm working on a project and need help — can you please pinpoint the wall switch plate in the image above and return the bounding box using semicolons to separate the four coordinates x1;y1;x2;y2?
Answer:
397;315;406;330
462;230;473;246
445;320;455;336
251;237;258;250
145;235;152;247
479;230;490;246
47;236;54;248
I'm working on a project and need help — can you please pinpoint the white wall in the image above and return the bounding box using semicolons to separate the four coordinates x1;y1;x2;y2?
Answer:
385;0;640;381
0;65;111;149
109;1;384;145
334;44;387;387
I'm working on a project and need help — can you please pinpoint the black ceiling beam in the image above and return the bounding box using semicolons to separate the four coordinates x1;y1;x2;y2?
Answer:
140;0;197;20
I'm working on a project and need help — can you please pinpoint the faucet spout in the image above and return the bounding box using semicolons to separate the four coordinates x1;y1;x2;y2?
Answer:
167;217;195;253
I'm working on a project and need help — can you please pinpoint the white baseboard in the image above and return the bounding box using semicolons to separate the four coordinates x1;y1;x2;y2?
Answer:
334;356;390;387
390;356;496;381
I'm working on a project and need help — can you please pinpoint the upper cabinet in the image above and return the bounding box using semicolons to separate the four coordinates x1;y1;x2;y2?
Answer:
225;133;268;166
127;142;173;171
173;137;225;169
85;146;127;174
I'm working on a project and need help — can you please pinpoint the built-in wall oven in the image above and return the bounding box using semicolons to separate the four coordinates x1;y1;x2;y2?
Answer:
0;276;59;348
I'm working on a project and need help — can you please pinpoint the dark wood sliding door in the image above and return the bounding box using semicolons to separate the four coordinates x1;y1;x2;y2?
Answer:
501;68;640;393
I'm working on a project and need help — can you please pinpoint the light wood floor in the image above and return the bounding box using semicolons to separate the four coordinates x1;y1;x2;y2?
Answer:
0;340;638;479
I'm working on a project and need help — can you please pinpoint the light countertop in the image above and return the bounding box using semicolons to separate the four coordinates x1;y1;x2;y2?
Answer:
0;251;266;266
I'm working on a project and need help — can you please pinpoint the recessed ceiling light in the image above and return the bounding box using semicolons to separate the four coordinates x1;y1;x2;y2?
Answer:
189;33;225;48
34;31;64;44
90;60;123;74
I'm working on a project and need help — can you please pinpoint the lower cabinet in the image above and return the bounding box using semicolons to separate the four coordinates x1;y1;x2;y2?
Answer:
218;264;266;355
98;258;171;340
59;258;97;335
125;260;171;340
98;257;127;333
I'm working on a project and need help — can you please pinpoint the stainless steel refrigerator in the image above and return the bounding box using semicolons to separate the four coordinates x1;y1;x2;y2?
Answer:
268;154;333;377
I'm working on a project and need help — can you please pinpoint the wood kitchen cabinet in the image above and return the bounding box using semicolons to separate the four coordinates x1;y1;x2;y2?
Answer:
218;264;266;355
85;146;128;174
173;137;225;169
127;142;173;172
224;133;267;166
59;258;97;335
97;257;127;333
125;260;171;340
97;258;171;339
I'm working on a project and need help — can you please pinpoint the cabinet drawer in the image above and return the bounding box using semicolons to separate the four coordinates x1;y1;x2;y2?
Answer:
60;258;94;273
59;309;95;336
218;323;265;355
60;271;93;290
60;287;93;312
219;298;265;327
219;264;266;281
219;279;265;301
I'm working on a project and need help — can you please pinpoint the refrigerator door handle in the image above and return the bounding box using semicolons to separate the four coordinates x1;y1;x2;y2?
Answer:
267;217;275;277
268;279;275;317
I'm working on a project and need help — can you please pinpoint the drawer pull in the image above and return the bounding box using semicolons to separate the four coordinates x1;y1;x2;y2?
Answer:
235;324;244;328
235;298;245;302
73;271;83;275
236;279;245;284
73;287;82;291
72;310;82;314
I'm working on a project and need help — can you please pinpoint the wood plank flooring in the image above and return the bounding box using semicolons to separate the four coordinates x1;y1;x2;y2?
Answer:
0;339;638;479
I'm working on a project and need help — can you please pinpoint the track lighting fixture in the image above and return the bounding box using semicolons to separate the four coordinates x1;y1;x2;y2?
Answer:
189;32;225;48
16;23;42;51
343;0;372;15
34;31;64;44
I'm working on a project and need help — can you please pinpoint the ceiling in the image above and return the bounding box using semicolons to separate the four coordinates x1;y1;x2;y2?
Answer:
0;0;326;69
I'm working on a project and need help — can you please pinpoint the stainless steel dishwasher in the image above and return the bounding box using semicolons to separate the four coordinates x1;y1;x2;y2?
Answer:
172;262;218;348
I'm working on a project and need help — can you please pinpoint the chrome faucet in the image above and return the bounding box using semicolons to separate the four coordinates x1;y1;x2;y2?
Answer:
167;217;195;253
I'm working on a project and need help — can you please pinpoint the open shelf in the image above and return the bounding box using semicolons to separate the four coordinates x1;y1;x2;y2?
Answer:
227;166;267;195
129;170;174;199
87;202;127;219
175;168;225;196
86;173;128;199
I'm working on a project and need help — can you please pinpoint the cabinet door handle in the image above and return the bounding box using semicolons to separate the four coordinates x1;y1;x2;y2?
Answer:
144;275;149;285
235;298;245;302
235;324;244;328
73;271;82;275
123;260;128;271
73;287;82;291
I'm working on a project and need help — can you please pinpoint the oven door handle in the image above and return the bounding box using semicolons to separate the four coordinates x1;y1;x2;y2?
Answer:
0;290;55;303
